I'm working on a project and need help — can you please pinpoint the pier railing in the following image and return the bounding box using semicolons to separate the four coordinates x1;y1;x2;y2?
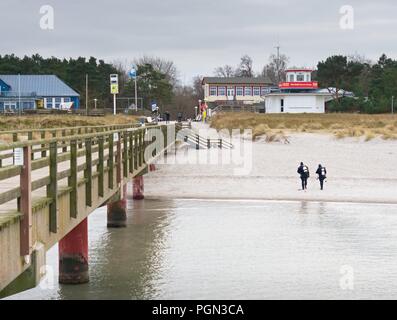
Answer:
0;123;174;256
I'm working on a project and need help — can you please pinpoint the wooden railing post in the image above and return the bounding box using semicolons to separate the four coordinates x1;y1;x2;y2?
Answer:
129;131;133;174
68;140;78;218
116;132;122;185
48;141;58;233
78;128;83;148
134;132;138;170
28;131;34;161
41;131;46;158
98;136;104;198
85;138;92;207
196;134;199;150
108;133;114;189
61;130;67;153
123;131;128;178
20;145;32;256
219;139;223;149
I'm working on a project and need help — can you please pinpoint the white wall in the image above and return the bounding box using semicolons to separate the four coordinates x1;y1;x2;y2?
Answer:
265;95;325;113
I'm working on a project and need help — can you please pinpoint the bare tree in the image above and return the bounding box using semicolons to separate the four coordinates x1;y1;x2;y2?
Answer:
236;55;254;77
214;65;235;77
134;55;179;86
192;75;204;100
262;53;289;84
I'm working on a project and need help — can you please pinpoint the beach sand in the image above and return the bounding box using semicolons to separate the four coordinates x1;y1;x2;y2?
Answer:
145;123;397;204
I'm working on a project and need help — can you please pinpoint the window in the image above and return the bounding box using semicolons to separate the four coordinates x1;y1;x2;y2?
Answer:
297;74;305;82
46;98;53;109
244;86;252;96
55;97;62;109
306;74;310;81
253;87;260;96
64;97;71;103
236;87;243;96
261;87;270;95
210;87;217;96
289;74;295;82
218;87;226;96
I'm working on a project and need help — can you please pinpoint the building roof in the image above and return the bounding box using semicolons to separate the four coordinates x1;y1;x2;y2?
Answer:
285;69;313;73
202;77;274;85
0;75;80;96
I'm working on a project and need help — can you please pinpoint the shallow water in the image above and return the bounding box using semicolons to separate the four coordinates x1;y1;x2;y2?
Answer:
6;198;397;300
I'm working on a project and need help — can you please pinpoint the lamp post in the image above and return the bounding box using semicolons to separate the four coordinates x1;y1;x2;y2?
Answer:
94;98;98;109
194;106;198;119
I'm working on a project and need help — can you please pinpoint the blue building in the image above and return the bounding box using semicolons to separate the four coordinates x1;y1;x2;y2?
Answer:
0;75;80;112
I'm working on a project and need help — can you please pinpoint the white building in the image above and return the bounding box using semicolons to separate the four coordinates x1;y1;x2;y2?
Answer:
265;69;334;113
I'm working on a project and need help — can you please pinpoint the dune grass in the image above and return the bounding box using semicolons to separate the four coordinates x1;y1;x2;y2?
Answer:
0;114;139;131
210;112;397;141
0;114;139;142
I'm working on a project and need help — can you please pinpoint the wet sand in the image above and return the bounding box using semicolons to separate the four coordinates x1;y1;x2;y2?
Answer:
145;123;397;204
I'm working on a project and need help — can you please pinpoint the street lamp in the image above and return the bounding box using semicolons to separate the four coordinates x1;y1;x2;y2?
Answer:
194;106;198;119
94;98;98;109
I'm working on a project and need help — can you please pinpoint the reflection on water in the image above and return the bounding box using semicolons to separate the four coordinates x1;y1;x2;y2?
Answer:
6;198;397;300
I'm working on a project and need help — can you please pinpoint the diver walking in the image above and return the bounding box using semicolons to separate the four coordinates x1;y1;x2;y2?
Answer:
297;162;310;191
316;164;327;190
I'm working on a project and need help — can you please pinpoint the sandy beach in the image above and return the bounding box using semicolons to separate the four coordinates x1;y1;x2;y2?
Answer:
145;122;397;204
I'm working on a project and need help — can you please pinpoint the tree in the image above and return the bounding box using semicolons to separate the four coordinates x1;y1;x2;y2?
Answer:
262;53;289;84
214;65;235;77
236;55;254;77
192;75;204;100
123;63;173;111
134;56;178;87
317;55;362;103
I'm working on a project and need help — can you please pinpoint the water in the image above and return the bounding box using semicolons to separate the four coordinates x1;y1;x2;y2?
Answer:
6;198;397;300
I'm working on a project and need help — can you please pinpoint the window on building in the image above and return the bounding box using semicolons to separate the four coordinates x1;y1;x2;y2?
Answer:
64;97;71;103
244;86;252;96
210;87;217;96
55;97;62;109
261;87;269;96
306;74;310;81
218;87;226;96
236;87;243;96
46;98;53;109
297;74;305;82
253;87;260;96
289;74;295;82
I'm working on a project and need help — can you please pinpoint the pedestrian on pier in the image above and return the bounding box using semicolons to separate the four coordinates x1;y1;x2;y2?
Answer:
316;164;327;190
297;162;310;191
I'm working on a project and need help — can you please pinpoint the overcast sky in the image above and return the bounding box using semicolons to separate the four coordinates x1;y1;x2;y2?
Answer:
1;0;397;84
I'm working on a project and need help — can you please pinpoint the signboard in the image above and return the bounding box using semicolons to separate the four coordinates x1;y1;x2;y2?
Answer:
110;74;119;94
14;147;24;166
279;81;319;89
129;68;137;79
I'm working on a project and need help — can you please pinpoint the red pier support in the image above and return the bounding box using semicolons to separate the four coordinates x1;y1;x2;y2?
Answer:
107;184;127;228
133;176;144;200
59;218;89;284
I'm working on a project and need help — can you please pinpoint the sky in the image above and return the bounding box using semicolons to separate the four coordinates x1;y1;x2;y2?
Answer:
1;0;397;84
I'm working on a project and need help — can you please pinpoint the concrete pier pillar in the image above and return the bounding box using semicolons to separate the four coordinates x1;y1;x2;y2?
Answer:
107;184;127;228
59;218;89;284
133;176;144;200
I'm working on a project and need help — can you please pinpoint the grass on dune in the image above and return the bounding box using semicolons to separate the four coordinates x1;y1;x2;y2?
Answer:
210;112;397;141
0;114;139;142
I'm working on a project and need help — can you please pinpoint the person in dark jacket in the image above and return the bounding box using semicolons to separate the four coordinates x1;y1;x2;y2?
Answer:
316;164;327;190
297;162;310;190
165;111;170;123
